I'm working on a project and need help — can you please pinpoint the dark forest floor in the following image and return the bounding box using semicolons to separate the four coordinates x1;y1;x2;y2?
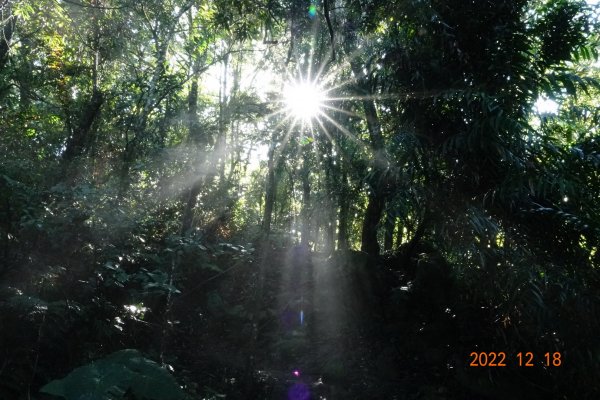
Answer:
244;249;466;400
1;244;596;400
236;248;585;400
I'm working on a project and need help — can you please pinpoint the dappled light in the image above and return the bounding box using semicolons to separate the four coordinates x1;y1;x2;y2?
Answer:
535;97;560;115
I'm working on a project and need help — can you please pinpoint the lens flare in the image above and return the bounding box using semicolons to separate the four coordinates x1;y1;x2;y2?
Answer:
288;382;310;400
284;81;326;122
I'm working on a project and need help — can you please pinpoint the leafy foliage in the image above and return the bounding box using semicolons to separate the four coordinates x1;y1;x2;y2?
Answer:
40;349;186;400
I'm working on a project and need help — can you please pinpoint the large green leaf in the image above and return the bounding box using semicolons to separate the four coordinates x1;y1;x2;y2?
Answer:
40;349;186;400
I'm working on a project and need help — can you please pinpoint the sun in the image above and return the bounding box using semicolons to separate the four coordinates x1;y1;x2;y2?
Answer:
283;80;326;122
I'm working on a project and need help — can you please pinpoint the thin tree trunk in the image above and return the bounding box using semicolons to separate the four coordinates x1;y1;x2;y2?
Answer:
180;58;206;235
395;218;404;249
401;211;429;266
262;143;277;233
217;53;229;183
0;5;15;71
383;213;394;251
337;168;349;250
119;16;172;194
18;36;31;111
180;181;202;235
361;185;386;255
62;89;104;162
300;158;311;246
317;138;335;253
350;61;388;255
62;1;103;167
324;202;335;253
187;59;202;142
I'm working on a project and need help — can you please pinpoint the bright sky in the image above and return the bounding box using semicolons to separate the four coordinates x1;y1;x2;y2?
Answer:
534;97;559;115
201;1;600;166
533;0;600;115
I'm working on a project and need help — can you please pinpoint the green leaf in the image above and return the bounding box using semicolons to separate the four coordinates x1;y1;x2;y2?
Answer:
40;349;186;400
203;263;223;273
299;136;314;146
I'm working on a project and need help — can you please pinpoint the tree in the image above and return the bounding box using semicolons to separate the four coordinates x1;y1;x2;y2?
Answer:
1;0;599;398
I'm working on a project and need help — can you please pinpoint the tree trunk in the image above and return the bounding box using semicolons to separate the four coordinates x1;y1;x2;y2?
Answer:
300;152;311;246
217;53;229;183
187;59;203;143
0;6;15;71
119;31;169;195
180;180;202;235
321;139;335;253
262;144;277;233
395;218;404;249
180;58;206;235
337;168;349;250
18;37;31;111
62;3;103;174
383;213;394;251
324;205;335;253
361;184;386;255
62;89;104;162
350;63;388;255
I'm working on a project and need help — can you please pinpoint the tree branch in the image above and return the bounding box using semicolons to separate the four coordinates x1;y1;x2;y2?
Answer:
57;0;129;10
323;0;335;61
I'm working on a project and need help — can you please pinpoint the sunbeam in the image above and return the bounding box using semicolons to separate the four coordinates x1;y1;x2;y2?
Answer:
283;79;327;123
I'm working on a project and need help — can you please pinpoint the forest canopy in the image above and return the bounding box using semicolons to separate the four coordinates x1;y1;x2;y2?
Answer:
1;0;599;399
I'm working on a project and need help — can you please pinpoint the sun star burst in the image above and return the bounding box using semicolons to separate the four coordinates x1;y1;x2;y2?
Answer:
284;80;326;122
